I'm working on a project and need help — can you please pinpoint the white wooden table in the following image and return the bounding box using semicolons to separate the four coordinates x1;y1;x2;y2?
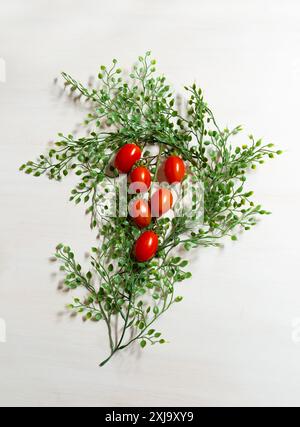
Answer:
1;0;300;407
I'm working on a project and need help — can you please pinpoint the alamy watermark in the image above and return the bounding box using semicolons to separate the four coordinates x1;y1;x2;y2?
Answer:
96;174;204;223
0;58;6;83
0;318;6;343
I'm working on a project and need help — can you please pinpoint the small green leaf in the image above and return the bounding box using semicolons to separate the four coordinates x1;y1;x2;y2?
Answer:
153;306;159;315
179;260;188;267
140;340;147;348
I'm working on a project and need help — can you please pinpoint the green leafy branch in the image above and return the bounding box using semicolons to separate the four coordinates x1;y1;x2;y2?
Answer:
20;52;282;365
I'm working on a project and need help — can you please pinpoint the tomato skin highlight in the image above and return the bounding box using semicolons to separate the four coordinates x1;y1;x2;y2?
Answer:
130;166;151;192
151;188;173;217
129;199;151;228
164;155;186;184
114;144;142;173
134;231;159;262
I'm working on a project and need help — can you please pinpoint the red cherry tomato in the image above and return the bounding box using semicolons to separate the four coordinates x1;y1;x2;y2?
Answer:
151;188;173;217
164;155;186;184
129;199;151;228
114;144;142;173
130;166;151;192
134;230;159;262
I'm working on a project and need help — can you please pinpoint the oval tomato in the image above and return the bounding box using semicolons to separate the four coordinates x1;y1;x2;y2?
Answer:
164;155;186;184
130;166;151;192
129;199;151;228
151;188;173;217
134;230;159;262
114;144;142;173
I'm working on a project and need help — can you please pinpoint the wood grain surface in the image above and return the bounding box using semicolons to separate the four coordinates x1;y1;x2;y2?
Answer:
0;0;300;407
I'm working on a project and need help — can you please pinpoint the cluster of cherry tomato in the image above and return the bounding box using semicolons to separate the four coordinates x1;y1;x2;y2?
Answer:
114;143;186;263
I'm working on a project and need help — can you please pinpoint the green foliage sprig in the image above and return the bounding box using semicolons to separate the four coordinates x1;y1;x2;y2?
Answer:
20;52;282;366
